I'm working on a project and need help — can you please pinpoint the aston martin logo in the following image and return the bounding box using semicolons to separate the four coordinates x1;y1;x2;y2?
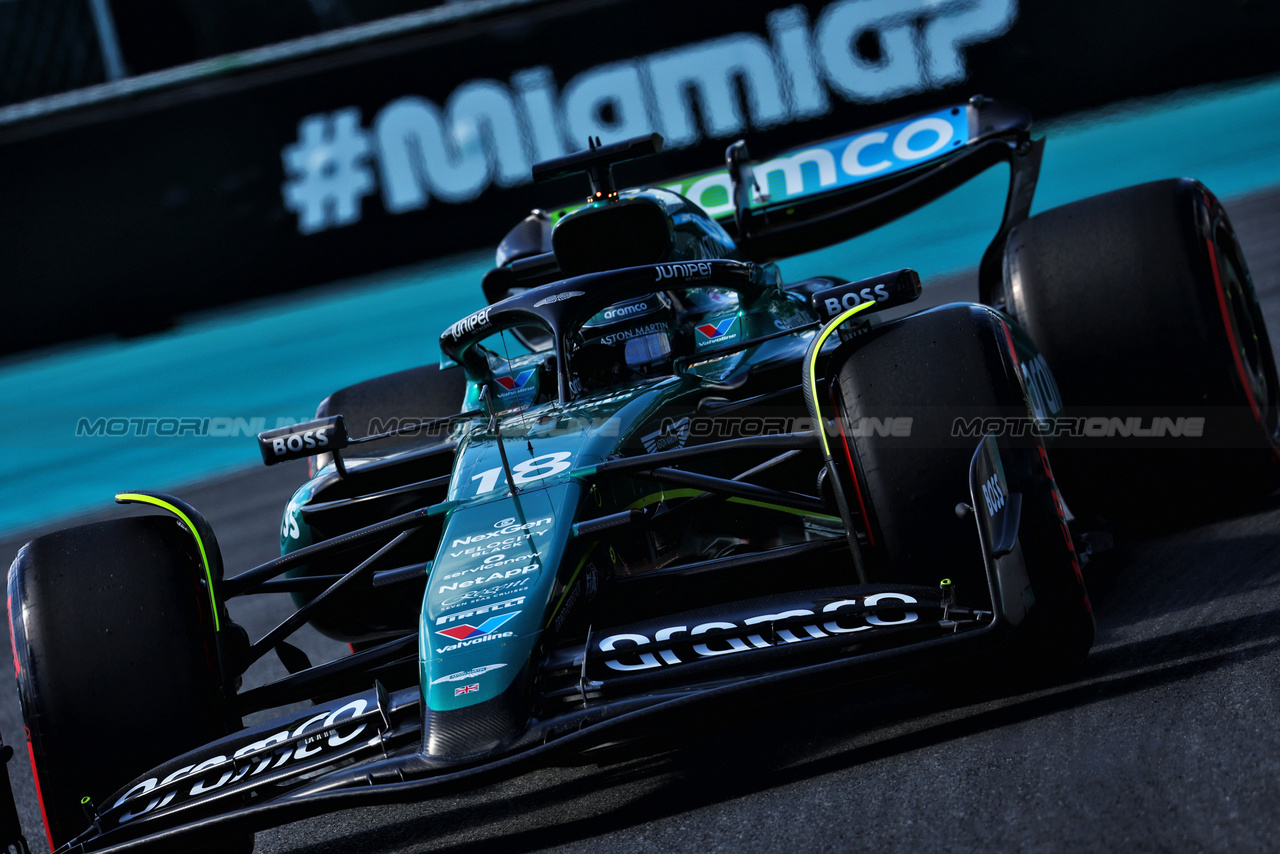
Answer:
642;417;690;453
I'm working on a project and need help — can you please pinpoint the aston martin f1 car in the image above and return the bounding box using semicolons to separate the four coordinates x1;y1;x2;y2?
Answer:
6;97;1278;853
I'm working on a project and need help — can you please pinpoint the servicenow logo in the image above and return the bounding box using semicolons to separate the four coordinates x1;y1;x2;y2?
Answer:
283;0;1017;233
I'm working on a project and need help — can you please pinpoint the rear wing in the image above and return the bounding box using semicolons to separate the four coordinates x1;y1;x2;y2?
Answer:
648;103;978;228
542;95;1042;306
727;98;1037;260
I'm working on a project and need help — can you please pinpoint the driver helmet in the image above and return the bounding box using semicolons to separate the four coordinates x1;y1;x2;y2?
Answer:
574;292;678;387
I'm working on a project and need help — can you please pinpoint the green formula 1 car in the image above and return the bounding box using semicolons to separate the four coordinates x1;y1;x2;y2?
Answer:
5;97;1276;853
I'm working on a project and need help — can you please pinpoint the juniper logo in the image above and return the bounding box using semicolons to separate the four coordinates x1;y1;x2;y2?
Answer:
282;0;1018;233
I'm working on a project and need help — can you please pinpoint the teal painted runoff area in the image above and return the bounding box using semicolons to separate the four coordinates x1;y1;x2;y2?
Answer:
3;75;1280;536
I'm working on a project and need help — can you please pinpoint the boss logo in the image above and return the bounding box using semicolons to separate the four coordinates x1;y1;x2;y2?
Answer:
273;429;329;455
821;283;889;317
258;416;348;466
981;473;1006;517
812;269;921;320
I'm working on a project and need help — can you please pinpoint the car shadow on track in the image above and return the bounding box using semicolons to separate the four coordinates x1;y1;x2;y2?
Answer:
271;597;1280;854
1082;498;1280;627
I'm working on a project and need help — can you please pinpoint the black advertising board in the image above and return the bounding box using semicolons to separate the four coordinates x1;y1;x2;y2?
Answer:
2;0;1279;353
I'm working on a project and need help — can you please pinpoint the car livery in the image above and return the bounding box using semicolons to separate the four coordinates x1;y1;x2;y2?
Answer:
5;96;1276;854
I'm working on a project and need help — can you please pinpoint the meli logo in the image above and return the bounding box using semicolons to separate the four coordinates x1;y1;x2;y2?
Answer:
696;318;736;342
494;369;535;395
436;612;518;641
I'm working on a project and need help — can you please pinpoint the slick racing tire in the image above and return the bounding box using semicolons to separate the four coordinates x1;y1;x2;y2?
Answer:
312;363;467;469
1003;178;1280;518
8;515;250;852
829;304;1093;677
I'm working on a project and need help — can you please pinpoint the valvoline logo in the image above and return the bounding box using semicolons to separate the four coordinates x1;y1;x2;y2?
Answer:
494;369;535;395
696;317;736;342
436;613;517;641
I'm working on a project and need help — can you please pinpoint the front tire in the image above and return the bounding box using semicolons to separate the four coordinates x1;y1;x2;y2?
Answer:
829;304;1093;676
8;515;247;851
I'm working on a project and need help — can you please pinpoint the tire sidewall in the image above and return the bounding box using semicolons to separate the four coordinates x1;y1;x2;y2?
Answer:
8;516;232;849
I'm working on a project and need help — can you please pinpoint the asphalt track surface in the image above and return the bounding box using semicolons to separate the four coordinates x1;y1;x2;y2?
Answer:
2;187;1280;852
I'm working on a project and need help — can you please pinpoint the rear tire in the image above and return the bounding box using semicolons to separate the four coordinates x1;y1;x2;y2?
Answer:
1004;178;1280;518
8;515;249;851
829;304;1093;677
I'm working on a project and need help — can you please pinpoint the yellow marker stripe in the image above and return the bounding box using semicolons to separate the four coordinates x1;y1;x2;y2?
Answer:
546;541;598;628
115;493;220;632
806;300;877;456
625;489;703;510
624;490;840;522
727;497;841;522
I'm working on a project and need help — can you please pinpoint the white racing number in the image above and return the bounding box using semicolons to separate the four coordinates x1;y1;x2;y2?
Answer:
471;451;573;495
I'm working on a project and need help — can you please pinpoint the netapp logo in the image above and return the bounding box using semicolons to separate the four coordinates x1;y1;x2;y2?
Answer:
283;0;1018;233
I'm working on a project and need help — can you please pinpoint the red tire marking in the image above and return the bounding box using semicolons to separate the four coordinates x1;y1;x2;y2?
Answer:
1000;319;1022;372
831;409;876;547
1038;426;1090;609
1207;237;1262;422
11;595;54;850
28;734;54;853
